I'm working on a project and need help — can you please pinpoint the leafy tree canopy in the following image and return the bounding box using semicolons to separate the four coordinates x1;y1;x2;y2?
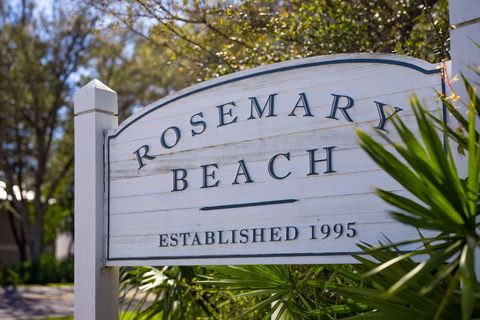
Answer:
0;0;96;270
89;0;449;119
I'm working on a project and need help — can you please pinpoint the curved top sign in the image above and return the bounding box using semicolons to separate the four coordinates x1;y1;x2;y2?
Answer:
105;53;443;266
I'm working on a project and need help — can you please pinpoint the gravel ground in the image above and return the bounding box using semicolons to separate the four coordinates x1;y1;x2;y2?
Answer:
0;285;74;320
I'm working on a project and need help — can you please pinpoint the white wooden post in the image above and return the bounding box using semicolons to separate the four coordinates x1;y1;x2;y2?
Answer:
449;0;480;95
449;0;480;279
74;79;119;319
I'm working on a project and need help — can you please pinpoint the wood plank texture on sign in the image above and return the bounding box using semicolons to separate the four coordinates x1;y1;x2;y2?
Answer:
105;53;443;266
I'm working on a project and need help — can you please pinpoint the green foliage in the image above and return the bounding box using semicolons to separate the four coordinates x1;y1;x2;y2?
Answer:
354;78;480;319
120;266;218;319
92;0;449;118
201;255;468;320
202;265;368;320
0;261;32;287
44;203;72;245
119;266;266;319
40;311;164;320
87;28;194;121
334;243;463;320
0;0;94;266
0;253;74;286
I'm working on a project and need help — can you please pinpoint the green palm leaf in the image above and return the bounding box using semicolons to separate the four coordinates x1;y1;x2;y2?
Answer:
355;78;480;319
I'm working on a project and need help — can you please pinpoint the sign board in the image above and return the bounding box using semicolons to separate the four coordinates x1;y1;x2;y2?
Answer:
105;53;443;266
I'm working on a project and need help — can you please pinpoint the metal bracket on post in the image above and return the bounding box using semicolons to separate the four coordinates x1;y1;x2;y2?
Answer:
74;79;119;319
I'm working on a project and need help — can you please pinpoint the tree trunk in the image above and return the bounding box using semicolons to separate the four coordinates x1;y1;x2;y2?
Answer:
7;210;27;262
31;216;44;262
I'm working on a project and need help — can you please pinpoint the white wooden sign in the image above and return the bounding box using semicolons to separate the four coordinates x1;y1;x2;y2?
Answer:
105;53;443;266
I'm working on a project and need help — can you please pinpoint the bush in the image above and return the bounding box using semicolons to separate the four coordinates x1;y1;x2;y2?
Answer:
0;254;74;286
0;261;31;287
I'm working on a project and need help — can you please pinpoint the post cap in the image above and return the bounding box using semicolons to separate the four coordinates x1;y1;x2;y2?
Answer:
74;79;118;115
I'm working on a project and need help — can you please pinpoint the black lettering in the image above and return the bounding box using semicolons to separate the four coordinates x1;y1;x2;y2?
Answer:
179;232;190;246
218;230;229;244
230;229;238;244
374;101;403;131
326;94;354;122
232;160;254;185
171;169;188;191
205;231;215;245
133;145;155;170
190;112;207;136
191;233;202;245
268;153;291;180
217;102;238;127
286;226;298;241
161;126;181;149
307;147;335;175
248;94;277;119
170;233;178;246
252;228;266;242
201;164;219;188
159;234;168;247
288;93;313;117
270;227;282;241
309;225;317;240
239;229;249;243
